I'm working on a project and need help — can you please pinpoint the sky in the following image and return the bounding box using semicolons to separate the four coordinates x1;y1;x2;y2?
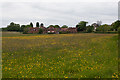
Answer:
0;0;119;28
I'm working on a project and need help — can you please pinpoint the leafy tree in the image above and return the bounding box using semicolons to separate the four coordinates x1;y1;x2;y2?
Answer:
25;25;31;28
48;25;60;28
76;21;88;31
2;27;7;31
48;25;54;28
20;25;26;32
111;20;120;31
86;25;94;33
96;24;112;32
39;28;43;34
36;22;39;27
61;25;68;28
30;22;33;27
23;28;29;34
40;23;44;27
7;22;20;31
54;25;60;28
118;27;120;34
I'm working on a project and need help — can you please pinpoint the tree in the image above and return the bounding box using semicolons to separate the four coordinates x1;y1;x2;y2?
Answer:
2;27;7;31
36;22;39;27
39;28;43;34
76;21;88;31
61;25;68;28
96;24;112;32
7;22;20;31
54;25;60;28
86;25;94;33
40;23;44;27
48;25;54;28
30;22;33;27
111;20;120;31
20;25;26;32
23;28;29;34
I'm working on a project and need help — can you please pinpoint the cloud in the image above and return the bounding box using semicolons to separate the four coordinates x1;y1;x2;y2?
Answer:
0;1;118;27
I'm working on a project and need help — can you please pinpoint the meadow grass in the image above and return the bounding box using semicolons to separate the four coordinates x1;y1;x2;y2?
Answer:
2;32;118;78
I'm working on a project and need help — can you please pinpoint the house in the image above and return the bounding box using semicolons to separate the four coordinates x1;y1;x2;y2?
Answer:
68;27;77;33
27;27;40;34
92;23;99;31
26;24;77;34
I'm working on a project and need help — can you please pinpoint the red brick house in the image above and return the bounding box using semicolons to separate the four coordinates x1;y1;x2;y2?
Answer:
68;27;77;33
26;26;77;34
27;27;40;34
47;27;61;34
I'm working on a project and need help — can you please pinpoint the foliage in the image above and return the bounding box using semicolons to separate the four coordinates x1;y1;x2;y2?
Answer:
118;27;120;34
86;25;94;33
30;22;33;27
54;25;60;28
7;22;21;32
20;25;26;32
111;20;120;31
48;25;60;28
36;22;39;27
96;24;112;32
23;28;29;34
39;28;43;34
40;23;44;27
59;31;68;34
61;25;68;28
2;32;118;78
2;27;8;31
48;25;54;28
76;21;88;31
25;25;31;28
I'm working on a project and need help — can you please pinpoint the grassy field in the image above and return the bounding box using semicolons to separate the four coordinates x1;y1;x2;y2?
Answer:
2;32;118;78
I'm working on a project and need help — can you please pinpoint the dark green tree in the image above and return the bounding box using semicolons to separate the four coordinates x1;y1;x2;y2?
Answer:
86;25;94;33
76;21;88;31
111;20;120;31
61;25;68;28
40;23;44;27
36;22;39;27
20;25;26;32
7;22;20;31
54;25;60;28
48;25;54;28
96;24;112;32
30;22;33;27
39;28;43;34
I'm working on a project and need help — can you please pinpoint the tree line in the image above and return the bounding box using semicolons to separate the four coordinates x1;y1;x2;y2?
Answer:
1;20;120;33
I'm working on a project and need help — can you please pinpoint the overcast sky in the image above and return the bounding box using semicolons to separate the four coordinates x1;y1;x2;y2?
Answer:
0;0;119;28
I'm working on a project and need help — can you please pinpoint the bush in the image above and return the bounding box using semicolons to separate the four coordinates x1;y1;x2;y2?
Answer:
59;31;68;34
48;32;55;34
94;31;117;34
23;28;29;34
118;27;120;34
39;28;43;34
86;25;94;33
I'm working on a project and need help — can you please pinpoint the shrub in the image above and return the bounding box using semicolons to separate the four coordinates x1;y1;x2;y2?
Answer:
23;28;29;34
118;27;120;34
59;31;68;34
39;28;43;34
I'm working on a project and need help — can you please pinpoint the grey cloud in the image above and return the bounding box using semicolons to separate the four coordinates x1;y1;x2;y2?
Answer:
0;1;118;27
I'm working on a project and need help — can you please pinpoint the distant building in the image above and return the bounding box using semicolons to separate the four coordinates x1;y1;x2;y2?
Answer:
92;23;99;31
27;27;40;34
26;24;77;34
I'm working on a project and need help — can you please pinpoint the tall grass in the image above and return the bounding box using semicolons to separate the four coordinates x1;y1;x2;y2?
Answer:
2;32;118;78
